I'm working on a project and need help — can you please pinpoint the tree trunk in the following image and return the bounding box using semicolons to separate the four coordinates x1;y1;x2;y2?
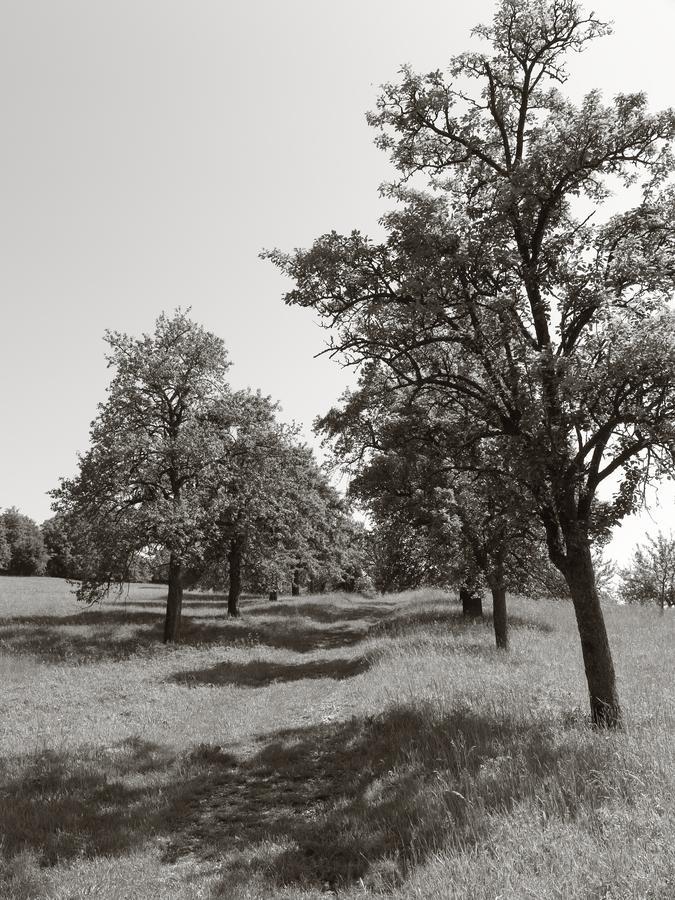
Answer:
164;553;183;643
291;569;301;597
491;585;508;650
227;539;242;617
269;590;278;602
563;534;621;728
460;583;482;618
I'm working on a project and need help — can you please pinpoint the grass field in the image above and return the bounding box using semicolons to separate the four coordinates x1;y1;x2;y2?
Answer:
0;578;673;899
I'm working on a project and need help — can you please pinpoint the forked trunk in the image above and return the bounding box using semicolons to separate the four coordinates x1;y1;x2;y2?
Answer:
460;583;482;618
164;554;183;643
227;539;242;617
563;532;621;728
491;586;508;650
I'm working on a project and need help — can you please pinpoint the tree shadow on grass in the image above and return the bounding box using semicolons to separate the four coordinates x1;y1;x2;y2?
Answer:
0;609;370;663
0;596;551;665
121;599;229;610
247;600;398;624
373;606;554;638
3;610;161;628
165;703;625;893
170;655;372;687
177;618;369;654
0;738;176;865
0;705;628;892
0;625;160;663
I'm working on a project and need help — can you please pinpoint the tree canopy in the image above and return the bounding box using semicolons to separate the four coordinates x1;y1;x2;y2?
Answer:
52;310;244;641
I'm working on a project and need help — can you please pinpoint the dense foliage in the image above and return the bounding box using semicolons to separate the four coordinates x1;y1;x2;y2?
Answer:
0;508;47;576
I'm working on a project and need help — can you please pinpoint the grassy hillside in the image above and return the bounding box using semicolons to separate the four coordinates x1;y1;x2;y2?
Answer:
0;578;673;899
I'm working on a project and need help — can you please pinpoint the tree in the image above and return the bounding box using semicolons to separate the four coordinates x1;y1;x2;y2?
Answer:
52;310;241;643
268;0;675;725
618;531;675;611
197;405;366;615
320;373;546;649
0;521;11;572
0;508;48;576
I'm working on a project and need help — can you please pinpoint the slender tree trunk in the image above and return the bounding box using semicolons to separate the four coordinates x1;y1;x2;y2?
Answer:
291;569;301;597
491;585;508;650
460;583;482;618
563;532;621;728
164;553;183;643
227;539;242;617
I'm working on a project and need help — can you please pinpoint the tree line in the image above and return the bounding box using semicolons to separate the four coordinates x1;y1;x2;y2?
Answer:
28;311;367;642
265;0;675;727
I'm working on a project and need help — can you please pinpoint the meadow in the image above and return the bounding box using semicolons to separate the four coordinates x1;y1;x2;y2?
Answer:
0;577;673;899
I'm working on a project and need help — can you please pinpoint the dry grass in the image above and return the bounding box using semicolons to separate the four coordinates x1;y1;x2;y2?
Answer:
0;577;673;898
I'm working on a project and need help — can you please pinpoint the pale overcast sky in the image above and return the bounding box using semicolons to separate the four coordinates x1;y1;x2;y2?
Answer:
1;0;674;563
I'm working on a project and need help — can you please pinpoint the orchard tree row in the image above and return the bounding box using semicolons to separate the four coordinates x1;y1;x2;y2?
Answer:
266;0;675;727
50;311;368;643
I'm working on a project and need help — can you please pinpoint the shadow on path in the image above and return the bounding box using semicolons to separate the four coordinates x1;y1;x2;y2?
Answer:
246;600;398;624
170;655;372;687
0;607;371;663
0;594;551;665
0;703;623;893
373;606;554;638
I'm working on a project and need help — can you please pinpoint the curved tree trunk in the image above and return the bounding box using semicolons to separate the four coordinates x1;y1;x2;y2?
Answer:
563;532;621;728
460;583;483;618
164;553;183;643
491;585;508;650
227;538;243;617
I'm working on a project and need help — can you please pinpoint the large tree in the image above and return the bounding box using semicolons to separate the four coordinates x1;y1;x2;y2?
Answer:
268;0;675;725
52;310;241;642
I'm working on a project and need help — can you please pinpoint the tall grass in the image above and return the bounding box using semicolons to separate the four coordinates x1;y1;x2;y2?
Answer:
0;578;672;898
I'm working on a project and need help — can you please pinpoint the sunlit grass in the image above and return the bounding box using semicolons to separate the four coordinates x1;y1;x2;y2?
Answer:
0;577;673;898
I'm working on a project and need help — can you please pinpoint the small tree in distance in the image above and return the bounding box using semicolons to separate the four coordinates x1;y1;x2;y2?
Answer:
618;531;675;611
0;508;48;576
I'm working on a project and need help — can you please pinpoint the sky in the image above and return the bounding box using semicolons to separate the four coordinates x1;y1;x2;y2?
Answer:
1;0;674;564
